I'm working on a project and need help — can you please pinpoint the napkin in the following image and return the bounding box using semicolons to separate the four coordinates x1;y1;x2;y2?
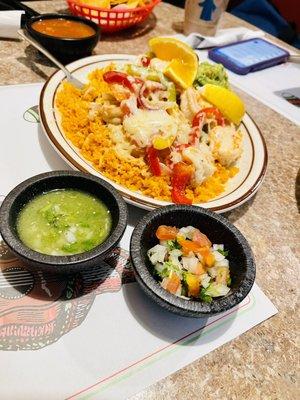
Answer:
0;10;24;39
181;27;265;49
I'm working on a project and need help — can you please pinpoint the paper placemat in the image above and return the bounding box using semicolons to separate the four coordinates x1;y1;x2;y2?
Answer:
0;83;277;400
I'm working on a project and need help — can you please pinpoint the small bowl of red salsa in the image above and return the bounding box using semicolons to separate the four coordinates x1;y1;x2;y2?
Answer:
25;14;100;63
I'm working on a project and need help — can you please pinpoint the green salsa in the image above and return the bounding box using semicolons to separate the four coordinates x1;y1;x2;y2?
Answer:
16;189;112;256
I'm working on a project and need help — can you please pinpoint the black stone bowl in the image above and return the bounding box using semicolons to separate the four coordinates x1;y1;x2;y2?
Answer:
25;14;100;63
130;205;255;318
0;171;127;273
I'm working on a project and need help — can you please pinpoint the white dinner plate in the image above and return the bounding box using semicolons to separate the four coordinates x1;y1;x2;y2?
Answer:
39;54;268;212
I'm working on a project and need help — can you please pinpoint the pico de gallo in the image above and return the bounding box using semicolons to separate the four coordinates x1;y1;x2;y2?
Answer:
147;225;231;302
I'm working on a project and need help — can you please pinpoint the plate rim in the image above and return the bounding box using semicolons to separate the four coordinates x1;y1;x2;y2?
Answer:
39;54;268;213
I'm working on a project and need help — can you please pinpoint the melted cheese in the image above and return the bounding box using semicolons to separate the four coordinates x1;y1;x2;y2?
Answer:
123;109;178;148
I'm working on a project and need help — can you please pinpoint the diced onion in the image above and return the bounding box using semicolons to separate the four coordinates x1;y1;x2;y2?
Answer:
200;273;211;288
205;283;230;297
178;226;196;239
213;244;224;251
213;250;225;262
207;266;218;278
182;256;198;271
147;244;167;264
215;259;229;268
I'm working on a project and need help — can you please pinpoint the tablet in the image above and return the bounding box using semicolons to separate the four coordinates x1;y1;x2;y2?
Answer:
208;38;290;75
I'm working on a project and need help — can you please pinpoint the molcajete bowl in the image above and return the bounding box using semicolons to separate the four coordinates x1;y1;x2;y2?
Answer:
0;171;127;273
25;13;100;63
130;205;255;318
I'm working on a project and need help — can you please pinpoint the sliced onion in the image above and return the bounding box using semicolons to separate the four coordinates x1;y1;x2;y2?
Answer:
139;81;173;110
142;80;166;91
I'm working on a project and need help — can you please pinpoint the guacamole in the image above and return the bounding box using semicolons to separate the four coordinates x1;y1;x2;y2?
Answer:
194;61;229;89
17;189;112;256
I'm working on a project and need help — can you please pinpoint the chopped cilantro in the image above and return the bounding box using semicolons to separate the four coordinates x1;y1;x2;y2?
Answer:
182;271;188;282
181;281;188;297
167;240;181;251
159;267;170;278
217;249;229;257
154;261;182;280
153;265;169;279
199;287;212;303
163;261;182;275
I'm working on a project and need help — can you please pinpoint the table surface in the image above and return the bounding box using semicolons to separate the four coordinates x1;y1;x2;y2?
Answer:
1;1;299;399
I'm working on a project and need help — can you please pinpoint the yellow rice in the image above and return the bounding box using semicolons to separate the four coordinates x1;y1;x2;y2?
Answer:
55;68;238;203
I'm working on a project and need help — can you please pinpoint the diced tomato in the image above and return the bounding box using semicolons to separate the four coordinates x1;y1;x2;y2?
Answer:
177;237;202;255
192;229;212;247
171;162;194;205
195;246;214;267
204;252;215;268
165;273;181;294
196;246;209;256
192;107;225;127
156;225;178;240
146;146;161;176
192;262;206;276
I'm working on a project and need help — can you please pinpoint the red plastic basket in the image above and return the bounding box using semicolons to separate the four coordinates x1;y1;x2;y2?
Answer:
67;0;161;33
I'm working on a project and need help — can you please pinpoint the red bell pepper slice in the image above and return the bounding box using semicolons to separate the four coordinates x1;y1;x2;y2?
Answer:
146;146;161;176
192;107;225;127
171;162;194;205
103;71;143;92
192;111;205;128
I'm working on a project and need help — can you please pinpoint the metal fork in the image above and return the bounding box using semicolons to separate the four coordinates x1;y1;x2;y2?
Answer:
18;29;85;89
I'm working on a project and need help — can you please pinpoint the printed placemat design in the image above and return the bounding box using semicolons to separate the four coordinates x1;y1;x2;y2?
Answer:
0;238;134;351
